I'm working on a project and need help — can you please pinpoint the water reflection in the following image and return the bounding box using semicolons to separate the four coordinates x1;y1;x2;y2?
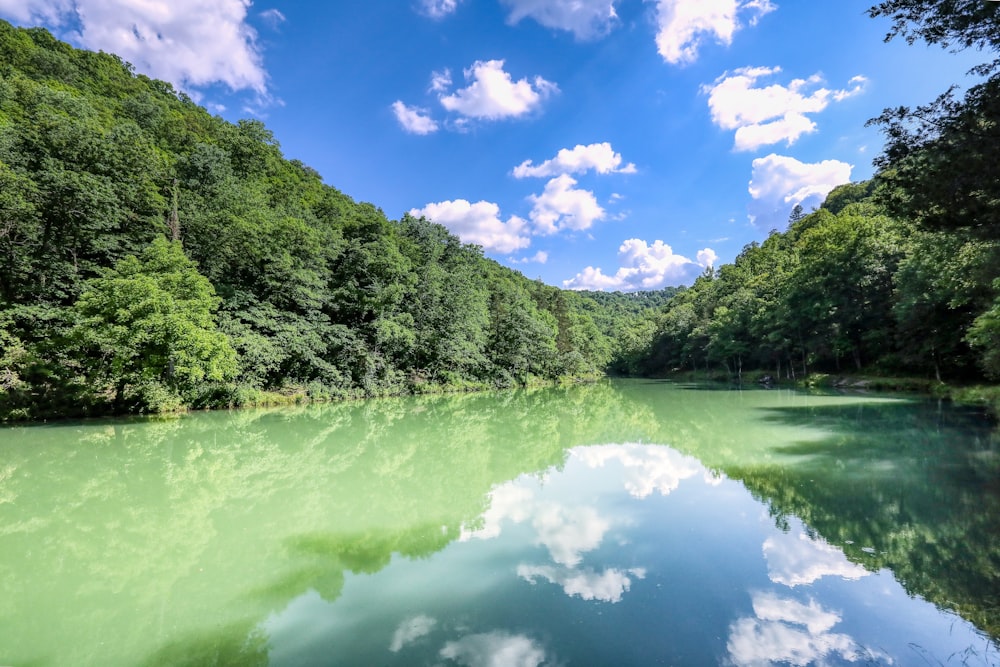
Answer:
439;631;549;667
727;592;885;667
389;614;436;653
517;564;646;603
0;380;997;665
762;519;870;587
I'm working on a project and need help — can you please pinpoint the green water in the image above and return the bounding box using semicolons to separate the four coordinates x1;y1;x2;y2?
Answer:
1;380;997;666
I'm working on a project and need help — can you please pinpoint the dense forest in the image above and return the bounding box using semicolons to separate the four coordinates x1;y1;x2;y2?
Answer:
0;20;672;419
1;0;999;420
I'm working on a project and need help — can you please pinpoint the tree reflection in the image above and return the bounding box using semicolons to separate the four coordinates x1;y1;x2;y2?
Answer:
0;381;653;665
622;382;1000;641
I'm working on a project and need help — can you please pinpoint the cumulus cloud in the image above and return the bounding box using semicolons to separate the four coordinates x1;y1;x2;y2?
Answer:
410;200;530;253
440;632;547;667
0;0;270;95
513;142;636;179
697;248;718;268
763;524;869;587
704;67;868;151
390;615;437;653
564;238;714;291
748;154;852;228
652;0;776;65
501;0;620;40
528;175;606;235
518;564;646;603
439;59;558;120
419;0;462;19
0;0;70;25
392;101;439;135
727;592;884;666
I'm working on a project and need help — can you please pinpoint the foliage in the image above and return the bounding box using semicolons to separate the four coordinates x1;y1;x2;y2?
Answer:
72;237;237;411
866;1;1000;237
2;13;999;418
0;20;656;417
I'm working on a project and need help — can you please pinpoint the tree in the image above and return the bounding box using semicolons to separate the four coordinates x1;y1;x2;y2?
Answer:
867;1;1000;237
868;1;1000;59
72;237;237;411
966;281;1000;379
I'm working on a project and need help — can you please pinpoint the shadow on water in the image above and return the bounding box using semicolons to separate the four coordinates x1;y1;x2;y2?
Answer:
742;400;1000;642
607;380;1000;644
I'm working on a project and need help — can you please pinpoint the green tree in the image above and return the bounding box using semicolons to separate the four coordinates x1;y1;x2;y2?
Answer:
72;237;237;411
867;0;1000;237
966;280;1000;379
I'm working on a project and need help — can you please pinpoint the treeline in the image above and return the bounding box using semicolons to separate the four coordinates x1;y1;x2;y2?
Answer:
633;0;1000;384
633;187;1000;382
0;21;663;419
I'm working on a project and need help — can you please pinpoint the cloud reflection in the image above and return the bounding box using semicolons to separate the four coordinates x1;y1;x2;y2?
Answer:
574;443;710;498
460;482;609;567
533;504;609;567
517;564;646;603
389;614;437;652
727;592;887;666
763;521;869;587
439;631;548;667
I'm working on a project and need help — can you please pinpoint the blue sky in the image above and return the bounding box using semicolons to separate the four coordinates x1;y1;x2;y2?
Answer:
1;0;982;290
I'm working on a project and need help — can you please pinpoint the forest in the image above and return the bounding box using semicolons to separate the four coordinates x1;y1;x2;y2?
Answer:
1;0;998;420
0;19;672;419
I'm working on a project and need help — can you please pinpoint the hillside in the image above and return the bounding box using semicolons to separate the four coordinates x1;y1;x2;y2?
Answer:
0;21;670;419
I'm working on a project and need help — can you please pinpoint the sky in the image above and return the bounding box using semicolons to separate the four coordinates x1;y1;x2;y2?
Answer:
0;0;984;290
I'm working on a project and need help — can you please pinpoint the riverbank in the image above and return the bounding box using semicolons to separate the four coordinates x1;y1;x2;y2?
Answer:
0;372;606;423
654;369;1000;421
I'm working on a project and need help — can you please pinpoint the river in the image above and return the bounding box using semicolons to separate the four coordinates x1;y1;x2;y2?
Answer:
1;380;997;666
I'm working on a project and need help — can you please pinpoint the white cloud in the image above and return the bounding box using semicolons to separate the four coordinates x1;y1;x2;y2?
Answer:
518;564;646;603
501;0;620;40
763;524;869;587
513;142;636;179
564;238;712;291
651;0;776;65
440;632;547;667
510;251;550;264
0;0;270;95
704;67;868;151
528;175;606;234
410;200;530;253
392;101;440;135
259;8;285;28
0;0;70;24
727;592;884;666
697;248;718;268
430;69;453;93
420;0;462;19
748;154;852;228
390;615;437;652
439;59;558;120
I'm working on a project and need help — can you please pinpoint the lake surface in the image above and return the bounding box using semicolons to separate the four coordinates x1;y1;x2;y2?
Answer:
1;380;998;666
